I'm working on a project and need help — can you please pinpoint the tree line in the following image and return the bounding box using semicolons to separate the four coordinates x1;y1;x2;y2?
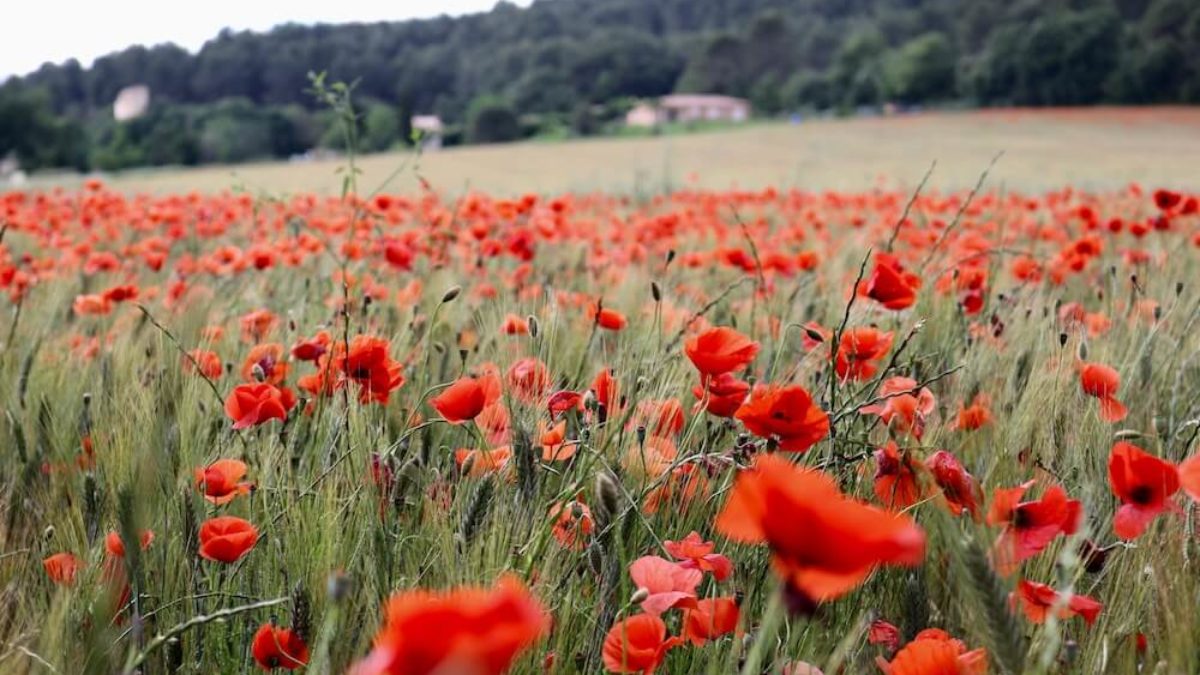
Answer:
2;0;1197;172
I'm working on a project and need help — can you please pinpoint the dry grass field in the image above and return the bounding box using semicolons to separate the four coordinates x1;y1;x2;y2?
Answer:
28;106;1200;197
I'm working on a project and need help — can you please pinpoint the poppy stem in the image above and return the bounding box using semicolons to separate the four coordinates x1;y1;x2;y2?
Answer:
136;304;225;406
122;596;289;673
740;582;785;675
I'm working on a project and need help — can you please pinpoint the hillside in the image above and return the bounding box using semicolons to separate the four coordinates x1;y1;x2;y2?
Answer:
2;0;1198;172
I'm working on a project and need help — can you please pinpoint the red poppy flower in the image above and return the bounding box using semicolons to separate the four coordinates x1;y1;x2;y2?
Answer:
549;500;593;549
430;377;487;423
195;459;254;504
662;531;733;581
602;614;683;674
501;314;530;335
873;441;925;510
455;447;513;478
198;516;259;563
349;575;547;675
863;253;920;310
692;372;750;418
1153;189;1181;211
185;349;224;379
682;597;739;646
925;450;982;519
642;464;709;516
951;394;992;431
1011;579;1103;626
836;327;894;381
225;383;296;429
43;552;83;585
684;326;760;379
988;481;1081;575
252;624;309;670
735;384;830;453
105;530;154;558
860;377;935;439
627;556;702;615
506;357;551;404
240;344;289;384
73;293;113;316
877;630;987;675
101;284;139;303
868;619;901;652
1180;453;1200;502
1108;441;1179;539
591;368;620;416
716;454;925;602
630;399;685;438
592;306;628;331
1079;362;1127;422
540;420;576;461
240;309;278;343
337;335;405;404
547;390;583;418
290;330;331;362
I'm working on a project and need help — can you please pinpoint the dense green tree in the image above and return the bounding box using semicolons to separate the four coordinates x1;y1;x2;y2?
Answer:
466;97;521;144
887;32;958;102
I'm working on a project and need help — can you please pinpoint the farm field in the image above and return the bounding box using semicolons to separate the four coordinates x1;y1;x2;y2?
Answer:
25;107;1200;197
3;110;1200;674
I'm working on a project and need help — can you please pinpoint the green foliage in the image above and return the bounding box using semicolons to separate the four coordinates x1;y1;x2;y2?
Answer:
466;97;522;144
886;32;958;103
362;103;402;153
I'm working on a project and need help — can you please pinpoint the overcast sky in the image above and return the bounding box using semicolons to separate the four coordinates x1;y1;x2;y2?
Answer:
1;1;532;78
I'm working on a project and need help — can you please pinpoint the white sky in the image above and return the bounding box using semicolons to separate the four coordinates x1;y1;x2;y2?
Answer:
1;1;532;78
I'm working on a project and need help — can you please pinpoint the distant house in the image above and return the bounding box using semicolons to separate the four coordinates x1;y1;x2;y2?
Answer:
625;94;751;127
113;85;151;121
411;115;444;150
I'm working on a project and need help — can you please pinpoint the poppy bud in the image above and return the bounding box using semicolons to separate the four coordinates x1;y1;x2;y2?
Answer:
1153;305;1162;322
1176;282;1184;297
326;570;352;604
527;315;539;338
441;286;462;304
587;541;605;576
1077;341;1088;361
251;363;266;382
651;281;661;302
665;249;676;266
82;392;92;407
629;588;650;604
803;326;825;344
1058;332;1068;348
636;425;646;447
1063;639;1078;664
43;525;55;541
594;471;620;522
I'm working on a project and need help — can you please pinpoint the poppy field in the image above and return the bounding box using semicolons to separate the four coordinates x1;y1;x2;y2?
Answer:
2;176;1200;674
